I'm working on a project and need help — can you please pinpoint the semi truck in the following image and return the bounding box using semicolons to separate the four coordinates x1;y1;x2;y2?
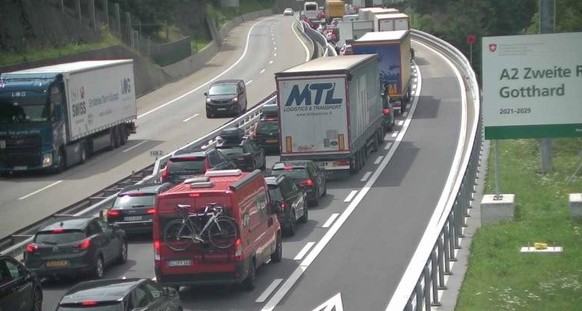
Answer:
352;30;412;115
275;54;384;176
325;0;345;22
0;60;137;175
338;19;374;46
373;13;410;31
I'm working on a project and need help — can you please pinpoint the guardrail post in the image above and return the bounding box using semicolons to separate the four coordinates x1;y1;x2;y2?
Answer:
442;224;453;273
447;215;458;261
430;251;441;306
423;266;431;309
437;235;448;285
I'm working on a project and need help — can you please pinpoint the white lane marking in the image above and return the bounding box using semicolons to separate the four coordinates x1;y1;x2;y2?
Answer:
322;213;339;228
392;131;399;138
398;120;404;126
269;60;274;64
384;133;392;140
256;279;283;303
123;140;148;153
294;242;315;261
182;113;199;122
19;181;63;200
274;46;277;50
360;171;372;182
261;59;422;311
247;80;253;85
137;19;267;119
291;20;311;62
343;190;358;203
260;69;266;74
384;142;393;150
386;41;466;311
374;156;384;165
402;111;409;118
274;53;277;57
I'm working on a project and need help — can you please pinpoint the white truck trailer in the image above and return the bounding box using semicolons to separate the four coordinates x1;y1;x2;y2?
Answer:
374;13;410;31
275;54;385;176
0;60;137;174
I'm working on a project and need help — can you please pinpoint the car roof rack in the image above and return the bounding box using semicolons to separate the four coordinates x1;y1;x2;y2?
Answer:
205;169;243;177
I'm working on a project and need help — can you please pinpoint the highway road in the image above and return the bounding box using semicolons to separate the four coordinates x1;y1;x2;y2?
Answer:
0;14;466;311
0;14;311;239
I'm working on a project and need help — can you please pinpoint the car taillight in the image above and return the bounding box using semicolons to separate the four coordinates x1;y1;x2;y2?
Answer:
147;208;156;215
107;210;120;217
383;108;391;116
280;201;288;209
52;228;64;233
154;240;160;261
161;167;168;182
78;239;91;250
302;179;314;186
234;238;243;261
252;124;257;138
27;243;38;253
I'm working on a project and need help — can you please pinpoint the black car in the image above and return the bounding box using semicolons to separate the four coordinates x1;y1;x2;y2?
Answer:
0;254;42;311
265;175;308;236
55;278;182;311
24;216;128;280
216;127;266;171
252;103;280;153
205;79;248;117
271;160;327;206
161;148;236;183
106;183;172;234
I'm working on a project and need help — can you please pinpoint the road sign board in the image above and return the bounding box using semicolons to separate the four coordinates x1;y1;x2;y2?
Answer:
466;34;476;45
482;32;582;139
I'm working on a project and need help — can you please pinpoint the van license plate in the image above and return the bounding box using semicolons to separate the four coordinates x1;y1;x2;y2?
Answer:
13;166;27;171
266;139;278;143
167;259;192;267
124;216;143;221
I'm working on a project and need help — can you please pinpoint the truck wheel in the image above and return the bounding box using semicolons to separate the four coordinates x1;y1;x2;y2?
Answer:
241;259;256;291
109;128;117;150
378;127;385;143
79;142;87;164
119;126;128;146
270;234;282;263
55;149;66;173
350;155;358;174
114;126;122;148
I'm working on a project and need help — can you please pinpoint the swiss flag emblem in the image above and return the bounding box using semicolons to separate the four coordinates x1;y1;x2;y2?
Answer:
489;43;497;52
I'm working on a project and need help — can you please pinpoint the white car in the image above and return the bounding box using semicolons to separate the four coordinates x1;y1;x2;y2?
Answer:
283;8;294;16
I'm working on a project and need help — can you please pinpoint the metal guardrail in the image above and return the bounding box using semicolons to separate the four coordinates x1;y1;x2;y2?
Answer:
386;30;481;310
0;18;317;258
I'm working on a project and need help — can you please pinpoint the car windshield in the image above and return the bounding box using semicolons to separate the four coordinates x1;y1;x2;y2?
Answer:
35;230;85;245
209;84;236;95
256;120;278;134
113;194;155;208
217;146;244;156
271;167;309;179
56;302;123;311
168;158;205;174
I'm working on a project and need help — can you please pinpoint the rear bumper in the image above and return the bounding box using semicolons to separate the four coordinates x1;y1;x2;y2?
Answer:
112;220;153;234
154;260;248;286
28;263;94;278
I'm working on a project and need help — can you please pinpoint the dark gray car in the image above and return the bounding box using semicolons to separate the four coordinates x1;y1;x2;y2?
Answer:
205;79;247;117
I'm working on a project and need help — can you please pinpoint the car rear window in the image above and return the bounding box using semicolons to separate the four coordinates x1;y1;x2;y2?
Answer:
271;167;309;179
217;146;244;156
35;230;85;245
267;186;284;201
256;120;278;134
113;194;155;208
168;157;205;174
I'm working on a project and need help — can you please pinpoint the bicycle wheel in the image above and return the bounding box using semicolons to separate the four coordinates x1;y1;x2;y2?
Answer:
164;219;194;252
207;217;238;249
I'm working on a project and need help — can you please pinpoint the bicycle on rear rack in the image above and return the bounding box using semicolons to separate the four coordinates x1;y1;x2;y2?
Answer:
163;203;238;251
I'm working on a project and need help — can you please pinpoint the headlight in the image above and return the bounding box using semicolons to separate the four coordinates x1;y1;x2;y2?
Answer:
233;97;238;102
206;98;211;103
42;153;53;167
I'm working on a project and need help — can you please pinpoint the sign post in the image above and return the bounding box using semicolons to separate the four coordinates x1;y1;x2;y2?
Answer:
466;34;476;67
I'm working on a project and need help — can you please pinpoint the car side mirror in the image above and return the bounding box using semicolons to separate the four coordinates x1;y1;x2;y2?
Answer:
163;286;178;297
204;92;208;96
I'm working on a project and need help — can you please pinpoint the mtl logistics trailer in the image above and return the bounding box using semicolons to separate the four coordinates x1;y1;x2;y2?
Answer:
352;30;412;115
0;60;137;175
275;54;384;176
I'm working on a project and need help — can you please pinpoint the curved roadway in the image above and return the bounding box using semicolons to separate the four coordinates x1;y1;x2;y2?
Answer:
0;15;310;239
4;15;464;311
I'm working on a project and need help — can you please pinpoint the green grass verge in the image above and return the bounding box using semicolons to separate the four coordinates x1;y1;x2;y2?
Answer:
456;138;582;310
0;31;119;67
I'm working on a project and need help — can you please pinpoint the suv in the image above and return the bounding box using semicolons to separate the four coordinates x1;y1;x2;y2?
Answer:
216;128;266;171
205;79;247;117
271;160;327;206
0;254;43;311
161;149;236;184
253;103;280;153
24;216;128;280
55;278;181;311
265;175;308;236
106;183;173;234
